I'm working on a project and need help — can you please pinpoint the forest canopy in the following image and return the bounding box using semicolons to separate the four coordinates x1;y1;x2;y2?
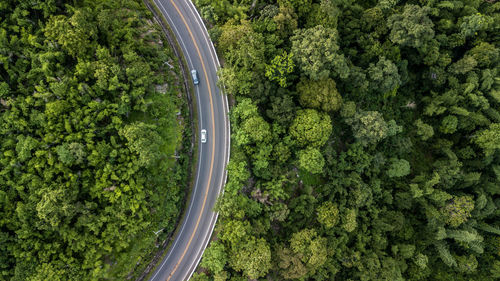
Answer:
193;0;500;280
0;0;188;280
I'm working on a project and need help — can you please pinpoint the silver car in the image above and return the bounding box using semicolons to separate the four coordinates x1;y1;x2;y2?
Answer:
191;69;199;85
201;129;207;143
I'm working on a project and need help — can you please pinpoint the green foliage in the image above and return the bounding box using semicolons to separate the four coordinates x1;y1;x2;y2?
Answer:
120;122;164;167
436;241;457;267
290;25;348;80
367;56;401;97
273;4;298;38
342;208;357;233
460;13;493;38
345;110;392;146
388;4;435;48
191;273;211;281
298;147;325;174
297;77;343;112
229;237;271;279
413;253;428;269
265;51;294;87
442;196;475;227
415;119;435;141
196;0;500;279
474;123;500;156
316;202;339;228
290;109;332;147
0;1;185;279
279;228;328;279
201;242;228;274
456;255;478;274
387;158;411;178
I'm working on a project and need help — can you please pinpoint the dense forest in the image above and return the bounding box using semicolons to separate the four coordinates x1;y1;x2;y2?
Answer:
192;0;500;280
0;0;190;280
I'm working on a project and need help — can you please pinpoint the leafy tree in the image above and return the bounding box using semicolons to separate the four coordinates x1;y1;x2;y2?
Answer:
468;42;499;68
217;19;253;53
440;115;458;134
456;255;478;274
387;158;411;178
265;51;294;88
201;242;228;274
240;115;271;145
44;9;97;58
387;4;435;48
273;4;298;39
415;119;434;141
277;247;308;279
316;201;339;228
460;13;493;38
413;253;428;269
191;273;210;281
297;77;342;112
342;208;357;233
290;25;348;80
345;110;392;146
442;196;475;227
266;94;297;127
278;0;312;18
290;109;332;147
298;147;325;174
474;123;500;156
55;142;86;165
278;229;328;279
119;122;163;167
229;237;271;279
367;56;401;97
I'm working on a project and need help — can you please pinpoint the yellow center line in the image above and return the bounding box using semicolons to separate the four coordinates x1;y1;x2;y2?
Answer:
166;0;216;280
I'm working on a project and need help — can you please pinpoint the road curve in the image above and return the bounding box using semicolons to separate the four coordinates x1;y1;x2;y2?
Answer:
149;0;229;280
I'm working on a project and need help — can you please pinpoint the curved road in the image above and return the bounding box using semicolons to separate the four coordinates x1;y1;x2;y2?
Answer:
149;0;229;280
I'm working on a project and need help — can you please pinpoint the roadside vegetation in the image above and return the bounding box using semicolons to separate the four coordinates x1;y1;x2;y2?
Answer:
0;0;190;280
192;0;500;280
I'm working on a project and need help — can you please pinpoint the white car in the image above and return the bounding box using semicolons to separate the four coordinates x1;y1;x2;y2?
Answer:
201;129;207;143
191;69;199;85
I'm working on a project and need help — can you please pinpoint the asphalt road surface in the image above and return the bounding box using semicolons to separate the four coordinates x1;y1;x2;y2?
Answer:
149;0;229;280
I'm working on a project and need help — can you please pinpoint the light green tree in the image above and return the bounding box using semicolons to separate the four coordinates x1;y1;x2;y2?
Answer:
297;78;342;112
290;25;348;80
119;122;163;167
44;8;97;58
415;119;434;141
273;5;298;39
289;229;328;274
201;241;228;274
347;110;389;146
316;201;339;228
387;4;434;48
298;147;325;174
265;51;294;87
460;13;493;38
342;208;357;232
474;123;500;156
229;237;272;279
387;158;411;178
442;196;475;227
290;109;332;147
